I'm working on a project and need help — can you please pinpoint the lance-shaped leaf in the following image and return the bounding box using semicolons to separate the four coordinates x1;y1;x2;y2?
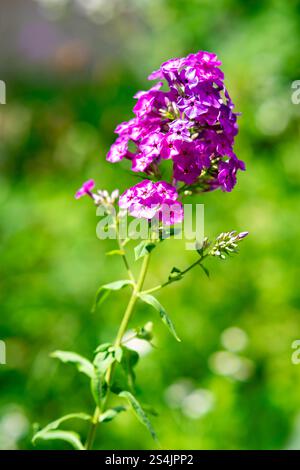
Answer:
91;348;116;407
134;241;156;261
94;342;112;354
121;346;139;388
33;430;84;450
50;351;94;378
139;293;181;342
119;391;158;443
91;367;107;409
92;280;134;313
199;263;210;278
105;249;125;256
93;349;116;375
99;406;127;423
32;413;91;450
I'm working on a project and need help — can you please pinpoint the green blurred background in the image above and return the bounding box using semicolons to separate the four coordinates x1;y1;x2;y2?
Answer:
1;0;300;450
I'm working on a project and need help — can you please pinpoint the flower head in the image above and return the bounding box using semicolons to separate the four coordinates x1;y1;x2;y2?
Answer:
106;50;245;194
119;180;183;225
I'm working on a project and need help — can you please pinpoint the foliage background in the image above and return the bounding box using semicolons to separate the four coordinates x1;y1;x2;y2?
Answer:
1;0;300;450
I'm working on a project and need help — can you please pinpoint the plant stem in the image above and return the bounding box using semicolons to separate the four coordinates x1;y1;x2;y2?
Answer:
115;253;150;347
85;253;151;450
116;217;135;283
141;255;208;295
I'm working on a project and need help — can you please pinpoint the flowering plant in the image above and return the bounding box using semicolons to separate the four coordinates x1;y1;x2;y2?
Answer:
33;51;247;450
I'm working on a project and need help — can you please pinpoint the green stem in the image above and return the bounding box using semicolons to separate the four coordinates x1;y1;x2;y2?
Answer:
85;253;151;450
115;217;135;283
141;255;208;295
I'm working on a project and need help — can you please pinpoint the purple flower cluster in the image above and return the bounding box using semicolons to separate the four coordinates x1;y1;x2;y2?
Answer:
107;51;245;193
119;180;183;224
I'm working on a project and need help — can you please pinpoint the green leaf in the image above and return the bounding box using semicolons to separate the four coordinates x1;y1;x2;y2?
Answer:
121;346;139;387
134;241;156;261
139;293;181;342
93;349;116;375
168;267;183;282
110;347;139;394
119;391;158;443
32;413;90;450
199;263;210;278
33;413;91;434
106;249;125;256
94;343;123;362
91;349;116;407
50;351;94;378
94;342;112;354
33;430;85;450
91;367;107;408
92;280;134;313
99;406;127;423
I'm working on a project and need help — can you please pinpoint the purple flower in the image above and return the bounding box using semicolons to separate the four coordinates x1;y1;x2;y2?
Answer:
160;135;181;159
106;136;129;163
155;181;178;201
119;180;183;225
173;146;202;184
218;158;245;192
133;82;165;118
168;119;193;141
139;132;164;158
218;162;236;192
132;153;155;172
75;179;95;199
158;201;184;225
107;50;244;195
177;97;207;119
